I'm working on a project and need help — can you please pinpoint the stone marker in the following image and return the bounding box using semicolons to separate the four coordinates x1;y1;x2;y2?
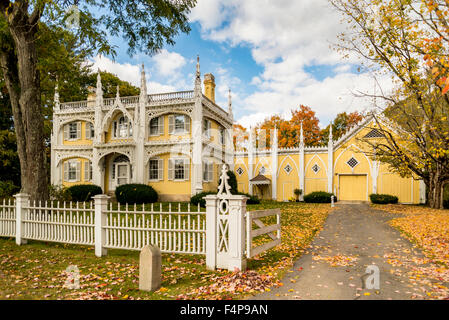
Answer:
139;245;161;292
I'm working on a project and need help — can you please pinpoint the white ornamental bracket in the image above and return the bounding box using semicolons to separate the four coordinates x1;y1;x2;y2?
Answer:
205;165;247;271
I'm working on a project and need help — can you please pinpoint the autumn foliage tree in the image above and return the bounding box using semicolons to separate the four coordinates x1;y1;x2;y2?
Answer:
330;0;449;209
321;111;364;144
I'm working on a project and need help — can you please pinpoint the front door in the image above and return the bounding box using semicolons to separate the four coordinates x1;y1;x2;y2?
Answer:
112;163;129;190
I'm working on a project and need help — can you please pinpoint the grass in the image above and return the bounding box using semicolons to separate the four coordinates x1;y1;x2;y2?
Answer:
0;201;333;300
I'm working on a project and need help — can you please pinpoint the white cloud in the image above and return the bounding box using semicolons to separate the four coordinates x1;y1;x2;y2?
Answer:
190;0;393;127
90;55;184;94
152;49;186;76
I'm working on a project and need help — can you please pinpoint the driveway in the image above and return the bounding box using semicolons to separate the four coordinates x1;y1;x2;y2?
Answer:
252;204;433;300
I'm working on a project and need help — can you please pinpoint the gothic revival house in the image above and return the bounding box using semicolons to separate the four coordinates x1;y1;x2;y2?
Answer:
51;58;234;201
51;58;425;204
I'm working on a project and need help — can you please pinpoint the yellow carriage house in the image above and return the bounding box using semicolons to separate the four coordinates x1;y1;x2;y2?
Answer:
51;60;234;201
233;120;425;204
51;60;425;204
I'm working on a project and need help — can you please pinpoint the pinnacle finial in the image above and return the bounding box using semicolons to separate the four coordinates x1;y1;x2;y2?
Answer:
116;85;120;98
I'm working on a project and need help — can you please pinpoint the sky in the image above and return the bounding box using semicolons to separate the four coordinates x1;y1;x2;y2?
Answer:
90;0;392;129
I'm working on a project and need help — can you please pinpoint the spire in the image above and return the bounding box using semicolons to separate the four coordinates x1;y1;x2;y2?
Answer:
54;80;60;111
228;88;233;120
300;121;304;146
96;69;102;93
329;122;333;144
194;55;201;96
273;126;278;149
116;85;120;100
140;63;147;97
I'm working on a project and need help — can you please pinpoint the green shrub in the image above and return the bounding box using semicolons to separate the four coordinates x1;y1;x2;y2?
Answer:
67;184;102;202
304;191;336;203
190;191;216;208
369;193;399;204
218;170;238;194
238;192;261;204
49;184;72;202
115;184;158;204
0;181;20;199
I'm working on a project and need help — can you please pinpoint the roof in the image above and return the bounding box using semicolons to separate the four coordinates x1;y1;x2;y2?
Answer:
250;174;271;185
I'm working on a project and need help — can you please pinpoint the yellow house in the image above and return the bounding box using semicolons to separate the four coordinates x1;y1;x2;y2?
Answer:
51;58;424;204
51;58;234;201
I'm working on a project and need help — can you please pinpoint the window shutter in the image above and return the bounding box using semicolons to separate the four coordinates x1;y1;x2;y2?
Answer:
168;159;174;180
63;162;68;181
208;163;213;182
85;123;89;139
76;122;81;140
168;115;174;134
113;121;117;138
158;159;164;180
84;160;89;181
185;116;191;133
184;158;190;181
202;163;206;182
76;161;81;181
64;125;69;140
158;116;164;135
207;121;211;137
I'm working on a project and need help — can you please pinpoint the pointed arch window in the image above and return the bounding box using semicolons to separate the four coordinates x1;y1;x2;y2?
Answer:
113;116;133;138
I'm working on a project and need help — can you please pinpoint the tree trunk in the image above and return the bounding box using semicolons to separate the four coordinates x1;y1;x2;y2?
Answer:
427;173;444;209
4;7;48;201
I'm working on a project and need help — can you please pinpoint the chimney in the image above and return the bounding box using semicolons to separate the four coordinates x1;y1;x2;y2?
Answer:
203;73;216;103
87;86;96;107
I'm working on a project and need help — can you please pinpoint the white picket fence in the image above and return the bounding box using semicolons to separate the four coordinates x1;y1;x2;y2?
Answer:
0;166;282;271
0;199;15;237
103;203;205;254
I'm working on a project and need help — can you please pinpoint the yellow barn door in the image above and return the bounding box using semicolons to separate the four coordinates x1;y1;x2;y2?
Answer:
339;175;367;201
283;182;293;202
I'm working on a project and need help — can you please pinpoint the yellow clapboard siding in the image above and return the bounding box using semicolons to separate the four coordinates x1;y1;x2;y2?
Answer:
380;173;412;203
339;175;367;201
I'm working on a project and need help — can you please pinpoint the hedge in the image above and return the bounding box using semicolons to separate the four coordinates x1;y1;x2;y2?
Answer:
444;184;449;209
190;191;261;207
218;170;238;194
304;191;336;203
115;184;158;204
369;193;399;204
67;184;102;202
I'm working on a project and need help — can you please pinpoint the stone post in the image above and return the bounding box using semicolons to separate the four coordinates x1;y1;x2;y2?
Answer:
139;245;162;292
14;193;30;246
94;194;109;257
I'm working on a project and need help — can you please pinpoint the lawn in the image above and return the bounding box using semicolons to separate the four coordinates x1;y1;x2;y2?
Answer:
0;201;332;300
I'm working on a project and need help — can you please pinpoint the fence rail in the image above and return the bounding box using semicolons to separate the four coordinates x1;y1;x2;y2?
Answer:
246;209;281;258
0;199;15;237
103;203;206;254
23;201;95;246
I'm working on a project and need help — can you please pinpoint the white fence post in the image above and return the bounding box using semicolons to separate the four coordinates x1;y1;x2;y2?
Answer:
14;193;30;246
226;195;247;271
94;195;109;257
205;194;218;270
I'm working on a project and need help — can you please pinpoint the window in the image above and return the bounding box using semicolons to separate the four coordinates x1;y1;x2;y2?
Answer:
84;160;92;181
203;162;214;182
149;159;164;181
85;122;95;140
168;158;190;181
64;122;80;140
150;116;164;136
284;164;292;175
364;129;384;139
113;116;133;138
203;119;211;138
236;167;244;176
312;163;320;174
347;157;359;169
63;160;80;182
220;127;225;145
169;114;190;134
